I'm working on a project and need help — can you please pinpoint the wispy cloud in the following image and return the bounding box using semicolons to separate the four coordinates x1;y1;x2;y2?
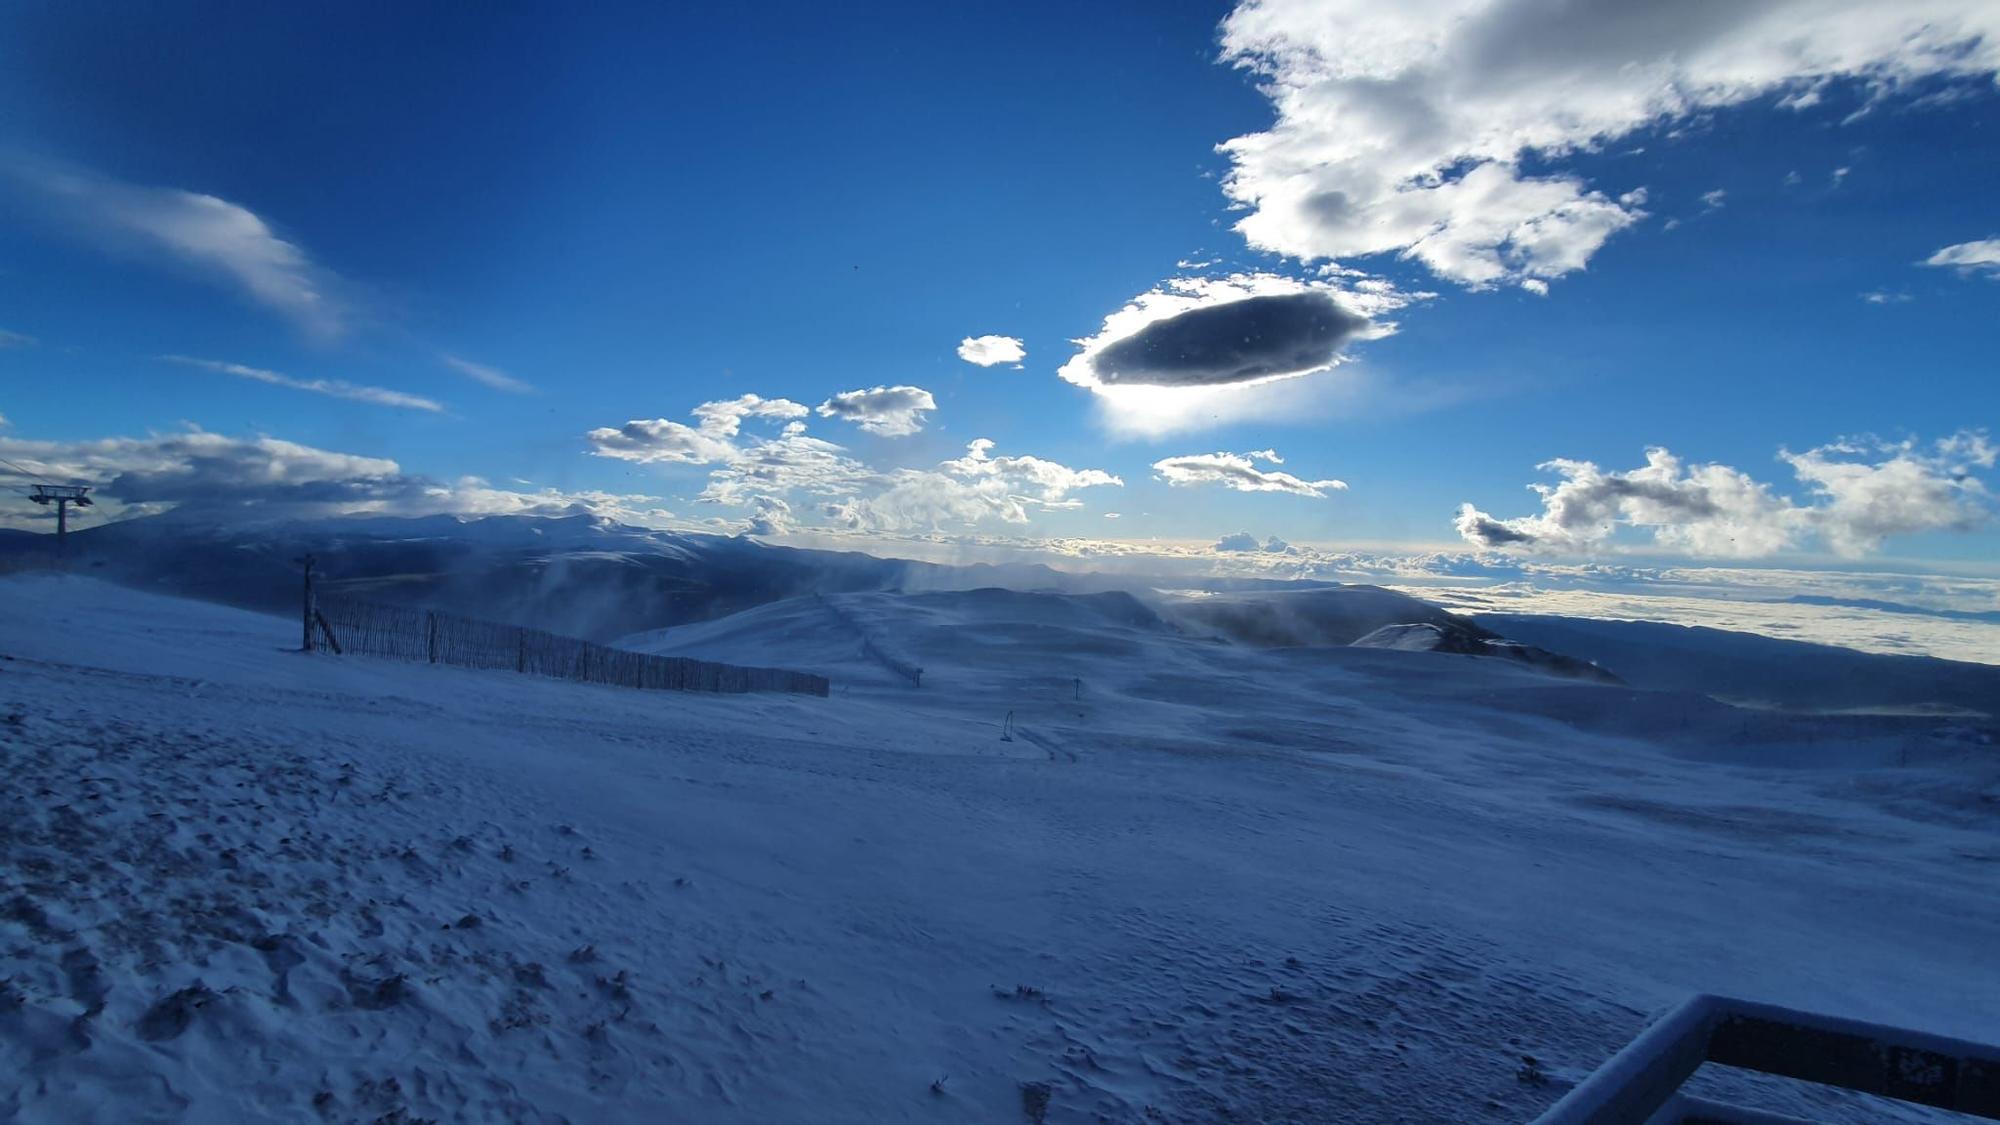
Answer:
441;354;535;394
1152;449;1347;498
8;158;346;337
163;355;442;413
0;328;36;348
1924;238;2000;278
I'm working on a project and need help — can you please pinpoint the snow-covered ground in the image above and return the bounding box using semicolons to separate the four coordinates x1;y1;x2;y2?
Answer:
2;575;1997;1122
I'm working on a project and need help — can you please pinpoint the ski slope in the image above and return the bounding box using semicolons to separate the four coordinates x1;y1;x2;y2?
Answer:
2;575;1997;1123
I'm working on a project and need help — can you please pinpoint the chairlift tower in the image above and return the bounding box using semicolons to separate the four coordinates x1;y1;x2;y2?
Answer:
28;485;91;556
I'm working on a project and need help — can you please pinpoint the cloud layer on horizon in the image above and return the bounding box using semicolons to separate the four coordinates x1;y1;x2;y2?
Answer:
0;429;668;528
1456;432;1997;558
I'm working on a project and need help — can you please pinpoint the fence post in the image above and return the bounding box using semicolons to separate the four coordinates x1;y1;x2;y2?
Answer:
426;611;438;663
297;554;316;652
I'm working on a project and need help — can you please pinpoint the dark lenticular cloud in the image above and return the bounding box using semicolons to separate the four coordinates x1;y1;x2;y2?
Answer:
1092;292;1368;388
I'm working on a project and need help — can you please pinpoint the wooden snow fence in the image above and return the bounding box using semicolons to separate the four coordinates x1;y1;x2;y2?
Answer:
316;596;829;698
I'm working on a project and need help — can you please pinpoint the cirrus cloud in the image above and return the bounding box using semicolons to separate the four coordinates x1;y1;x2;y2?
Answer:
163;355;442;413
1153;449;1347;498
8;158;347;337
1924;238;2000;278
442;355;535;394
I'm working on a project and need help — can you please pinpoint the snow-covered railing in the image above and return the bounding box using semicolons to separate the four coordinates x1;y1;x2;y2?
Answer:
1531;993;2000;1124
317;596;829;698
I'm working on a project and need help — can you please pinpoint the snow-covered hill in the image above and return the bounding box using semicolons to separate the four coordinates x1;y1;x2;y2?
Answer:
3;575;1997;1123
0;513;1074;642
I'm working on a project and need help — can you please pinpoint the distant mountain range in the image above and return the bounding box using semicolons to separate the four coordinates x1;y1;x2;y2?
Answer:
6;513;1994;714
0;513;1083;640
0;513;1333;643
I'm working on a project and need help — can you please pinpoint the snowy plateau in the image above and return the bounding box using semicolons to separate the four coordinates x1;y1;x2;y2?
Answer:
1;517;1998;1123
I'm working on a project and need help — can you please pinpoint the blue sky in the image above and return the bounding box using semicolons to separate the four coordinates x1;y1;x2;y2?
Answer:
2;1;1997;572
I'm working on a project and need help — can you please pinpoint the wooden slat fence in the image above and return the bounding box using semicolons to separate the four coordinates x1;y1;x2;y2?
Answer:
318;595;828;697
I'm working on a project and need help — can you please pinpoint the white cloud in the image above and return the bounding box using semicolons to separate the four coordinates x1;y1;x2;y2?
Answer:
0;328;35;348
1216;0;2000;288
816;385;937;436
1700;189;1728;211
689;394;811;436
821;439;1121;532
1214;531;1296;553
1862;290;1913;304
11;160;345;336
163;355;442;413
586;394;810;465
698;428;877;507
1457;432;1996;558
742;495;796;537
957;335;1026;367
589;395;1113;533
585;418;739;465
942;438;1122;500
1924;238;2000;278
1783;433;1997;556
1153;450;1347;498
442;355;535;394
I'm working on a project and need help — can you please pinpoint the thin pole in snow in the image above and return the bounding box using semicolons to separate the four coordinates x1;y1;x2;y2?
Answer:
294;554;317;652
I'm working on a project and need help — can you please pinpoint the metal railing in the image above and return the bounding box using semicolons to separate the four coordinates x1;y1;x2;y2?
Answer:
1532;993;2000;1124
316;594;830;698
